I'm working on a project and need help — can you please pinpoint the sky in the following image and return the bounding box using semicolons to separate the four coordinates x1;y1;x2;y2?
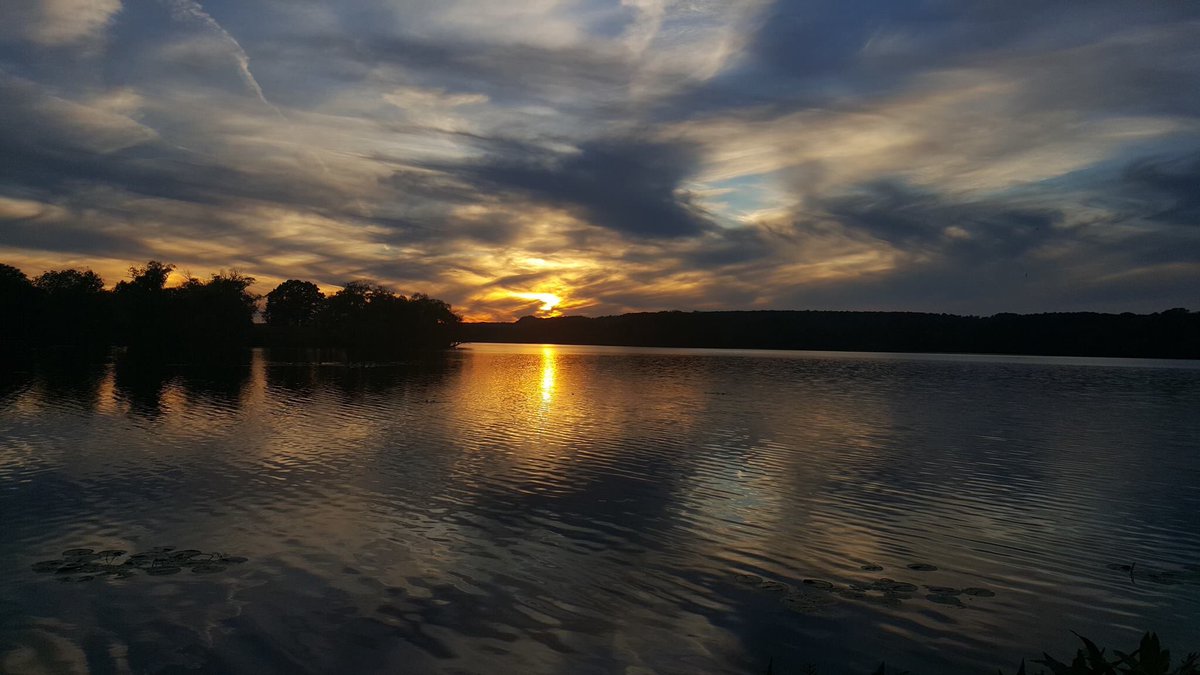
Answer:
1;1;1198;321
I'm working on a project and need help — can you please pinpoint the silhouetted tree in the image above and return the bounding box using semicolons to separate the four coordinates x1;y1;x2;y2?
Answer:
409;292;462;347
310;281;461;354
113;261;175;350
264;280;324;327
174;270;258;352
6;259;462;359
32;268;109;349
123;261;174;293
318;281;399;352
32;268;104;295
0;263;38;351
111;262;256;354
322;280;388;317
0;263;30;290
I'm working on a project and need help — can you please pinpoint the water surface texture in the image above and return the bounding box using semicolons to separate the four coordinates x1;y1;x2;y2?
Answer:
2;345;1199;673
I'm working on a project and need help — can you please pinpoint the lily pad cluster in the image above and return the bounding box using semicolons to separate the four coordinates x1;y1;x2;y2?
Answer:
733;563;996;614
31;547;247;582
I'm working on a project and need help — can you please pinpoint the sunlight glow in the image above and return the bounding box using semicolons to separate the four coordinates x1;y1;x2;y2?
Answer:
514;292;563;313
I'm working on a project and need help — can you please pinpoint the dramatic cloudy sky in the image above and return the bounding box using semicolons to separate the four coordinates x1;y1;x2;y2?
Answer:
1;1;1198;319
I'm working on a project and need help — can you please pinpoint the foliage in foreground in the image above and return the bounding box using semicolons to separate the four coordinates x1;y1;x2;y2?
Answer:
769;632;1199;675
1015;632;1199;675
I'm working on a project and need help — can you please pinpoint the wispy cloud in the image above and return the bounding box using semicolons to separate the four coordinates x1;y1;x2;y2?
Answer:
2;0;123;46
160;0;277;112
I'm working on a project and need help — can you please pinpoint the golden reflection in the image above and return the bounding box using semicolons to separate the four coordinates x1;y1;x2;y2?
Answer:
539;345;556;403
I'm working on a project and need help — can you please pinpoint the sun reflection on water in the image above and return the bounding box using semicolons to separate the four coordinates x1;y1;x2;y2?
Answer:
539;346;556;404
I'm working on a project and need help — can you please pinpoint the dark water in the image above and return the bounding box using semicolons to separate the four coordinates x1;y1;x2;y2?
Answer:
2;344;1199;674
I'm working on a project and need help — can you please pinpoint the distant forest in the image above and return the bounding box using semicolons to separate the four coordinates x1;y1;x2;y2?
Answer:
461;310;1200;359
0;261;461;357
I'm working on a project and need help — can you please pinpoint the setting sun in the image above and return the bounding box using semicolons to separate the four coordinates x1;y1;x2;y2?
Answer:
513;292;563;314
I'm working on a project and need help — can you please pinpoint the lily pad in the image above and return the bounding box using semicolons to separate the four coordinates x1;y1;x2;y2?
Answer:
801;579;834;590
962;587;995;597
759;580;789;593
860;564;884;572
865;593;903;608
38;546;247;582
783;591;837;613
733;573;762;585
906;563;938;572
925;586;961;595
927;593;964;606
873;579;918;593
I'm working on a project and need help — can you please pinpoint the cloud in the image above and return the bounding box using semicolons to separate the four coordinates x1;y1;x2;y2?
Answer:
160;0;280;112
820;180;1062;255
1;0;122;46
0;74;157;155
1119;151;1200;226
0;196;64;221
463;137;716;238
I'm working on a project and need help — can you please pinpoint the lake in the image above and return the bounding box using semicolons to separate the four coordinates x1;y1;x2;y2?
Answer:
2;344;1199;674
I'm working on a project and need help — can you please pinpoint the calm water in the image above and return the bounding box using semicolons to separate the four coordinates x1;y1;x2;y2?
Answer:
2;344;1199;674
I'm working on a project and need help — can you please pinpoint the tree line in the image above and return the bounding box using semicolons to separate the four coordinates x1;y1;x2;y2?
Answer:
460;309;1200;359
1;261;461;357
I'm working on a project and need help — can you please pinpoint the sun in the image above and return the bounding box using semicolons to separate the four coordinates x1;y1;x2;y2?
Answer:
513;292;563;314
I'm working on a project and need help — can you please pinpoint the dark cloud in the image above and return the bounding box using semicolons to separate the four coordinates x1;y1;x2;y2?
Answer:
1120;151;1200;226
661;1;1200;123
748;1;1200;86
462;138;716;239
680;228;777;269
0;78;343;215
822;179;1062;259
285;31;635;116
758;174;1197;314
0;218;147;259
